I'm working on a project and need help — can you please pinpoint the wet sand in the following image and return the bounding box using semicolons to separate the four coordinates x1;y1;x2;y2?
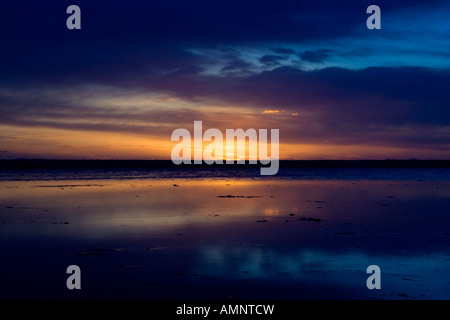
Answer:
0;179;449;299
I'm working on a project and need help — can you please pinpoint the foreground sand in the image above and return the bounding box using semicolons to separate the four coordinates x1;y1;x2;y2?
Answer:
0;179;449;299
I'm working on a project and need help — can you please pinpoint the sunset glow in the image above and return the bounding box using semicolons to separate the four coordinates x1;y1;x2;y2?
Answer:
1;1;449;160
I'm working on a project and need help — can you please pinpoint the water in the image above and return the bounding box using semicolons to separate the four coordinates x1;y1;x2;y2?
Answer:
1;167;449;181
1;177;449;299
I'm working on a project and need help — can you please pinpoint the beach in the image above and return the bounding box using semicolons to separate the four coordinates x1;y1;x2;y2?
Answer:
1;172;449;300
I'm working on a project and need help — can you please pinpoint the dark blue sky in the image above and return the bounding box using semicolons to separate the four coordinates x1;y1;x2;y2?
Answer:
0;0;449;159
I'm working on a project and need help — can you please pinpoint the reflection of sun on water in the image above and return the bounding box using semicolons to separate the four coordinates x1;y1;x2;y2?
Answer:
264;207;280;216
264;206;297;217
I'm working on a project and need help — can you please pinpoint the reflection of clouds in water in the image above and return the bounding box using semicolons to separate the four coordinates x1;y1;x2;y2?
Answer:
2;179;449;298
198;245;362;279
197;245;450;298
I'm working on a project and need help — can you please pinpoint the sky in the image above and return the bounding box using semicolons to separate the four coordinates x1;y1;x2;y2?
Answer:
0;0;449;160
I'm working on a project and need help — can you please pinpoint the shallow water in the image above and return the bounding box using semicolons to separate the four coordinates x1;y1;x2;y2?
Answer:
0;178;449;299
1;166;450;181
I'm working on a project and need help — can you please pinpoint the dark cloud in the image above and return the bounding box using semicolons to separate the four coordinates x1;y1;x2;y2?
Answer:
1;0;449;86
0;1;447;76
300;49;331;63
220;57;255;75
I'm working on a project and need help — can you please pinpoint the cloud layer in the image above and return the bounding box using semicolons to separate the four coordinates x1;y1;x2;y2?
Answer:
0;0;449;159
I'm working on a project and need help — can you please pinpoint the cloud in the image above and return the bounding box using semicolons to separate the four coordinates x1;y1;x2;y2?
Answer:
2;0;450;87
220;57;255;75
1;65;449;152
1;0;450;159
259;55;288;66
299;49;331;63
263;110;285;114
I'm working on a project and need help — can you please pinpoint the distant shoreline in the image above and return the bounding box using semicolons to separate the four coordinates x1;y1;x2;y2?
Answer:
1;159;449;170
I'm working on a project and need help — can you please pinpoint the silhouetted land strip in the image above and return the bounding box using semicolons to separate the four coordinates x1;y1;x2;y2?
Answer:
0;159;449;170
